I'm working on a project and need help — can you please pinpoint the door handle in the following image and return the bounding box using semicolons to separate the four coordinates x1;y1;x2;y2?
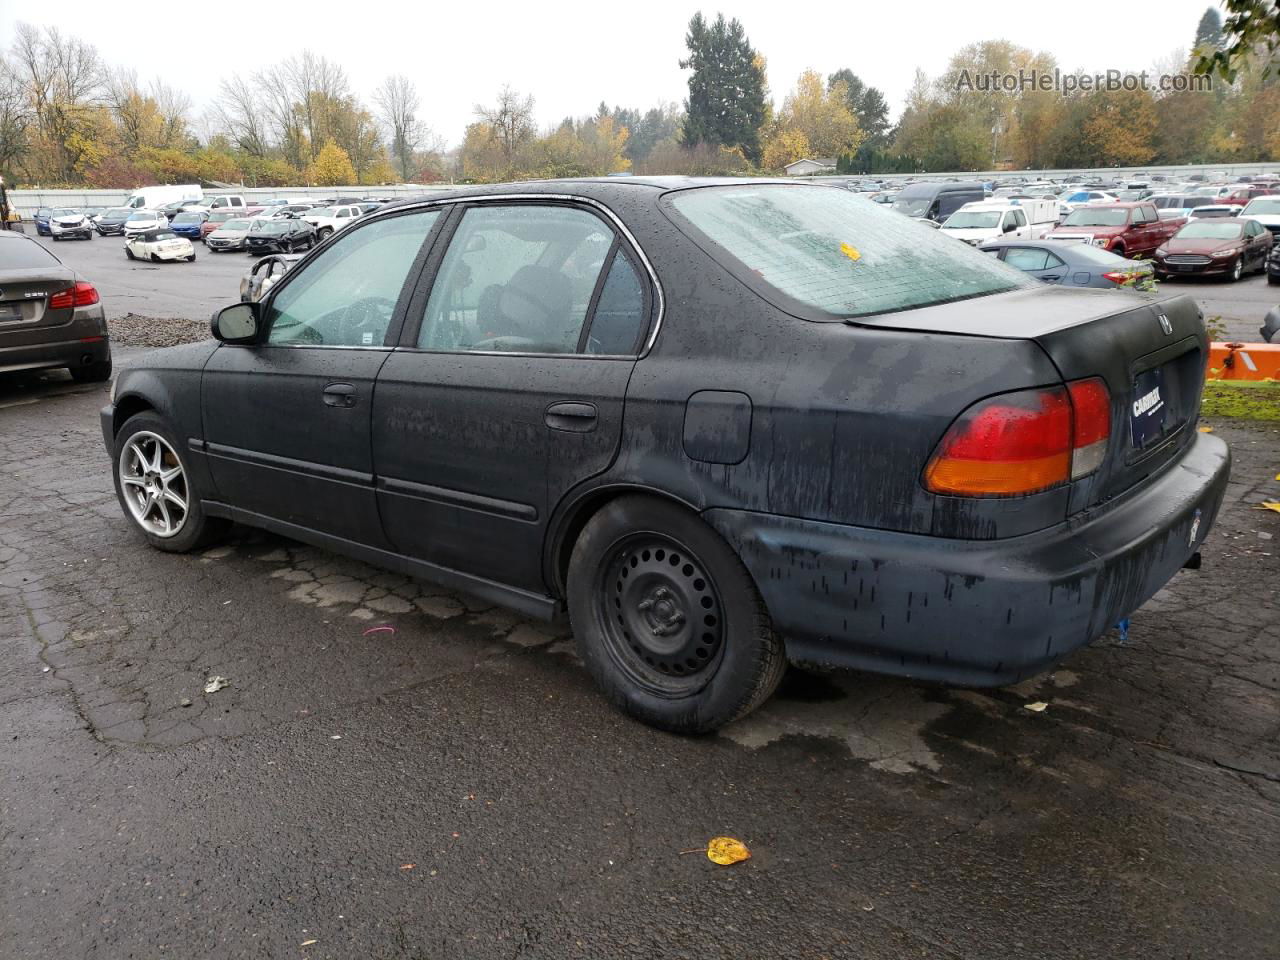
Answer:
1040;275;1061;282
545;401;597;432
323;382;357;408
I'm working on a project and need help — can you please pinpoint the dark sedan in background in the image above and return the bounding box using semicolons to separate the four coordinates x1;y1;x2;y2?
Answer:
244;218;315;254
93;207;134;236
0;231;111;381
978;238;1155;288
1152;218;1273;281
101;179;1228;734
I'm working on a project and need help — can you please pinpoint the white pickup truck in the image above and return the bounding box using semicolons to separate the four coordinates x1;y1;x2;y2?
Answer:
184;195;248;214
301;203;365;239
939;199;1059;246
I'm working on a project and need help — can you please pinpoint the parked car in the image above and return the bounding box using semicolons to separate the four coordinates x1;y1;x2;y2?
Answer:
1153;218;1273;281
200;210;244;242
940;199;1057;245
125;228;196;263
158;200;194;220
101;180;1229;733
123;210;168;237
125;185;201;210
261;203;314;220
240;253;302;302
48;208;94;241
0;231;110;382
256;199;317;218
33;207;53;236
93;207;135;236
301;203;363;239
1269;242;1280;286
1047;202;1184;257
205;218;262;252
891;181;986;222
244;218;316;254
1056;189;1117;219
1240;195;1280;237
1189;204;1246;219
170;211;209;239
355;202;385;215
185;194;248;215
1221;186;1275;206
978;238;1155;288
1150;194;1217;220
1262;302;1280;341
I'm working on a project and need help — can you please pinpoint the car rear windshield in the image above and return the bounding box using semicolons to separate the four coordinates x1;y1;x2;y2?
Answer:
0;237;60;269
668;185;1030;319
1061;208;1129;226
1177;222;1244;239
1243;197;1280;215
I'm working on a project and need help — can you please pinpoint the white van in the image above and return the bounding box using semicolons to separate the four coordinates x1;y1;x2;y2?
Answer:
124;184;202;210
939;199;1058;245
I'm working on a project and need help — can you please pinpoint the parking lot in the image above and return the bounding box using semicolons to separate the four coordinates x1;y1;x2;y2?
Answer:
1;227;1278;958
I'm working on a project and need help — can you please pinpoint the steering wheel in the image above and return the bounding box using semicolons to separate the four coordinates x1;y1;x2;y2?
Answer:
336;296;396;346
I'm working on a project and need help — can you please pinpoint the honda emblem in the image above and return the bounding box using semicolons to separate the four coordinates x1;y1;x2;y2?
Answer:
1157;313;1172;335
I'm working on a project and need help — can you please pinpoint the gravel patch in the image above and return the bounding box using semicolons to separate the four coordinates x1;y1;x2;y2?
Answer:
109;313;210;348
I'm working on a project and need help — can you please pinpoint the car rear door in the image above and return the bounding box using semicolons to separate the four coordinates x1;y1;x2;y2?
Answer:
371;200;653;594
200;208;443;544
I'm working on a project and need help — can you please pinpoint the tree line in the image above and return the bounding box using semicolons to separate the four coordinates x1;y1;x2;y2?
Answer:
0;8;1275;190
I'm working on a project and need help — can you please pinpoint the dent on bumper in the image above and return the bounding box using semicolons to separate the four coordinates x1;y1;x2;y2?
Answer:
706;433;1231;687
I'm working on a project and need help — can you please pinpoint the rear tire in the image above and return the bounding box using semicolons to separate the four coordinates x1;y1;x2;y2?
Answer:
567;495;786;734
71;358;112;383
112;412;229;554
186;253;196;262
1268;274;1279;286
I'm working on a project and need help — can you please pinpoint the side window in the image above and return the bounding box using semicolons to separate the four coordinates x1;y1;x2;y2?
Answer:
1013;210;1027;227
266;210;438;347
336;208;351;219
586;249;648;354
417;205;613;354
1003;247;1051;271
1044;251;1066;269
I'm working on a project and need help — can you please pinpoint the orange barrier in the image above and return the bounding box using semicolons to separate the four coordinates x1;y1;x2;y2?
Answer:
1207;342;1280;381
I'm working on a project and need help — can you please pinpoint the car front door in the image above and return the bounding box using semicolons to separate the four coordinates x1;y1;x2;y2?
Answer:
372;201;653;595
200;208;443;544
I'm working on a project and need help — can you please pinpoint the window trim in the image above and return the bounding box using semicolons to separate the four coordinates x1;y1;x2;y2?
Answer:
253;206;449;351
394;196;659;361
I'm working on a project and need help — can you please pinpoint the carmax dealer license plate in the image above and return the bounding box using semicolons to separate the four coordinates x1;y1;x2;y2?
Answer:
1130;366;1168;448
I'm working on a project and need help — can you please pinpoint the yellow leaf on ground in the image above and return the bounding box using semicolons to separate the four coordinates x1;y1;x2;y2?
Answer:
1197;426;1213;433
1024;701;1049;712
706;836;751;865
839;242;861;262
1262;502;1280;514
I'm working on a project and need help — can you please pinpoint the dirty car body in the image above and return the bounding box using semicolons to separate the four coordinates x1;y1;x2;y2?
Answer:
101;179;1230;731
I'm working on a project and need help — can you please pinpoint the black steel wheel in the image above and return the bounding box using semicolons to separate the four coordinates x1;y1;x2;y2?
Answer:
599;532;726;696
568;495;786;733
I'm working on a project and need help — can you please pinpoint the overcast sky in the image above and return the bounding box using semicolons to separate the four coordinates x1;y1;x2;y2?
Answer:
1;0;1217;147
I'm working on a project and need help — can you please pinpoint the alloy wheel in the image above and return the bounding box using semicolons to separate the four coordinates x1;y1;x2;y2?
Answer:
118;432;189;538
597;534;725;696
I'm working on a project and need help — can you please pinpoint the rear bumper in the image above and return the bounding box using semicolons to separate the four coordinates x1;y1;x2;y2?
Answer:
705;432;1230;686
0;318;110;374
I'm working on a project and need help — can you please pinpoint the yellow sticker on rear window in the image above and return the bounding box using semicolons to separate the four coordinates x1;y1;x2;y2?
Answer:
839;243;861;262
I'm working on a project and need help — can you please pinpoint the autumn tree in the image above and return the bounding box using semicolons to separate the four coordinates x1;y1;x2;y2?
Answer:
1194;7;1225;51
375;73;421;181
1082;88;1158;166
0;55;31;178
771;70;863;162
11;23;105;183
679;12;767;162
762;128;810;169
307;138;356;185
473;86;536;179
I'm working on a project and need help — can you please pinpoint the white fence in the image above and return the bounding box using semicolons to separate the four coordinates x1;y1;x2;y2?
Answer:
6;183;455;217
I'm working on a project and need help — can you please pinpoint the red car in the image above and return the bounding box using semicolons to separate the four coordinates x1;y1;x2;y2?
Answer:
1220;187;1275;206
1047;202;1184;258
1152;217;1274;282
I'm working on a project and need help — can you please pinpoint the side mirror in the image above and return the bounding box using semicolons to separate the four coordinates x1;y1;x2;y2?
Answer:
212;302;260;344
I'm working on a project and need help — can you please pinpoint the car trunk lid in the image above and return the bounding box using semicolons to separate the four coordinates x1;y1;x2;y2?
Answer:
0;266;79;336
851;285;1206;509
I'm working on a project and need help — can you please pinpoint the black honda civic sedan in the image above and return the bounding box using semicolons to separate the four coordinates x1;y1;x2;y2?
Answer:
101;179;1230;733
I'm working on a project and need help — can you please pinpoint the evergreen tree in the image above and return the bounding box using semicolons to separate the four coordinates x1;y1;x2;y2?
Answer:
679;13;767;162
827;68;891;146
1194;7;1224;50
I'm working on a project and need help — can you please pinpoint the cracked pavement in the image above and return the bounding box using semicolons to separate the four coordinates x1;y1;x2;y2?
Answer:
1;360;1278;959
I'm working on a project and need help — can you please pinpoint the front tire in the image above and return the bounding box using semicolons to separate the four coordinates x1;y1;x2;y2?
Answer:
1268;274;1279;286
567;495;786;734
125;247;135;260
1229;257;1243;282
112;412;229;553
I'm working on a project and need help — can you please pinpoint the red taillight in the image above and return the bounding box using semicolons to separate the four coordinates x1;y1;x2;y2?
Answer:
48;281;99;310
925;378;1112;497
1101;271;1129;284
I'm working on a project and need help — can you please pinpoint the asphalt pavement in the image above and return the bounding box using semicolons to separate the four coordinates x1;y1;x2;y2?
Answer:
28;229;1279;343
1;356;1278;957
